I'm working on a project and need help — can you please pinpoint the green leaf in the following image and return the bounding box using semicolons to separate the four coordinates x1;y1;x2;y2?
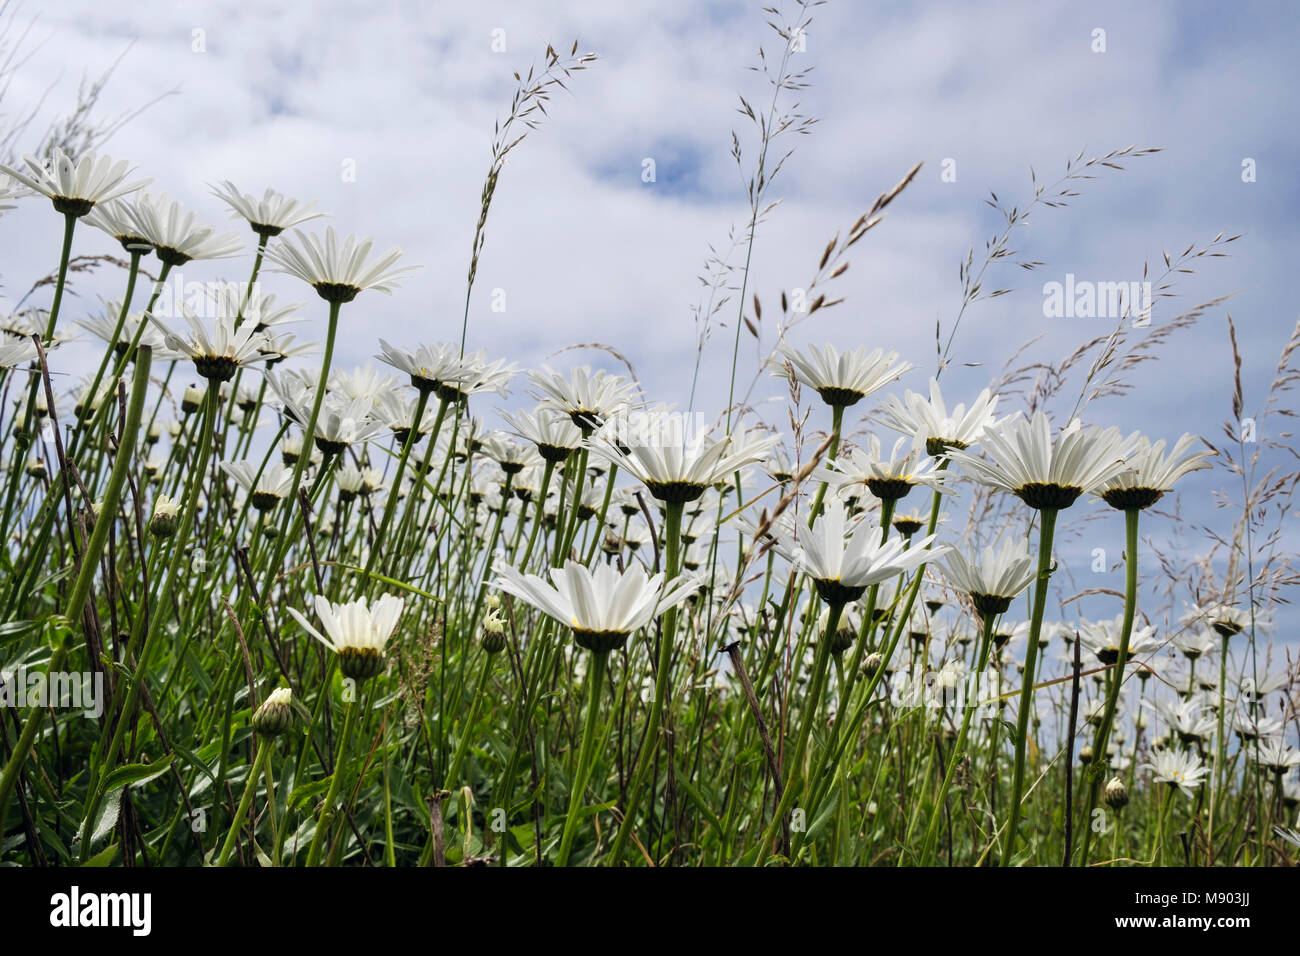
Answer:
101;755;174;793
89;788;123;846
82;844;120;867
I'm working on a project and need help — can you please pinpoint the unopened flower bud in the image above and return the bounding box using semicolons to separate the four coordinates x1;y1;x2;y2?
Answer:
482;608;507;654
252;686;294;737
149;494;180;538
181;384;203;414
1104;776;1129;810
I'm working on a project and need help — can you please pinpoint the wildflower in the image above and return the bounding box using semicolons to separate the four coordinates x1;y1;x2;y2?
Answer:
1103;776;1129;810
938;538;1036;619
265;226;416;302
1076;614;1160;666
498;407;583;463
1181;602;1253;638
481;608;508;654
146;305;268;382
822;434;946;503
1098;433;1214;510
530;365;639;431
877;378;1005;456
128;192;244;265
947;411;1137;510
210;181;326;238
588;408;778;503
1173;630;1217;661
775;499;943;605
493;559;699;652
286;594;404;681
774;343;911;408
220;460;297;510
149;494;180;538
83;199;153;253
0;148;149;215
252;687;294;737
1146;748;1210;797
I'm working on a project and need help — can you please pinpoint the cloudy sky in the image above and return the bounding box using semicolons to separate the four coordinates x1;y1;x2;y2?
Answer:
4;0;1298;645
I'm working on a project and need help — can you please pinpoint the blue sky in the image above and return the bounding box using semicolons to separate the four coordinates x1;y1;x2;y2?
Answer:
3;0;1298;663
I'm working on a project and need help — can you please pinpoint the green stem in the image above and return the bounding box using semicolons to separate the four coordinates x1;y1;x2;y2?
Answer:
1004;506;1058;864
556;648;609;866
216;742;272;866
753;600;843;866
306;696;356;867
920;610;997;863
1080;506;1139;863
607;499;684;864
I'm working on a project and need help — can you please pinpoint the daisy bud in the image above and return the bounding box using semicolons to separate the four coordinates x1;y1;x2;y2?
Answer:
482;609;507;654
1078;745;1094;765
181;384;203;414
146;422;162;445
252;686;294;737
864;652;883;677
24;456;45;478
1103;778;1128;810
150;494;181;538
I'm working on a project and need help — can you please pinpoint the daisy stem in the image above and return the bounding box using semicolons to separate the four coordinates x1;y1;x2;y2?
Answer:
1210;632;1230;841
73;250;141;450
556;446;590;566
1080;506;1139;864
262;299;339;593
1004;505;1058;865
1154;785;1174;865
754;600;843;866
556;647;609;866
446;651;494;787
216;741;271;866
582;464;619;566
920;610;996;864
306;696;356;867
806;404;845;527
519;458;556;569
79;365;213;861
42;212;77;342
607;499;684;864
363;388;432;586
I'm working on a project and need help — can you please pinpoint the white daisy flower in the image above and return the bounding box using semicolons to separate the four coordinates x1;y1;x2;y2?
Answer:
1099;433;1214;509
286;593;404;680
1146;747;1210;798
146;305;268;382
83;198;153;253
128;192;244;265
0;148;149;215
947;411;1139;510
773;342;912;408
220;460;298;510
265;226;417;302
938;537;1036;619
821;434;946;503
588;407;778;503
210;181;327;237
877;377;1005;455
493;559;700;651
529;365;640;431
498;407;583;463
775;498;944;605
1076;613;1160;666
